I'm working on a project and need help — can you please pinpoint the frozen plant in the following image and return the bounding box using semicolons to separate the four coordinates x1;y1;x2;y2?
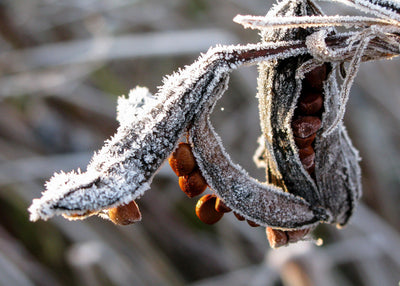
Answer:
29;0;400;247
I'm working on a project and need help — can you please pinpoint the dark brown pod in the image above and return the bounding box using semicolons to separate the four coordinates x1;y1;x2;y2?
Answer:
247;220;260;227
303;64;327;92
195;194;224;225
291;116;322;138
266;227;288;248
298;90;323;115
298;146;315;173
108;201;141;225
179;169;207;198
234;212;245;221
215;197;231;213
169;142;196;176
294;133;316;149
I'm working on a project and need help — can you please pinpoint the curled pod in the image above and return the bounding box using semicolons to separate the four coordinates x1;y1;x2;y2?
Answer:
256;0;361;232
196;194;224;225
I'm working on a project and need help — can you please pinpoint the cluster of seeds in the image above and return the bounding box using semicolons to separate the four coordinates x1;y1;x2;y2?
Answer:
292;63;328;176
169;142;260;227
265;63;329;248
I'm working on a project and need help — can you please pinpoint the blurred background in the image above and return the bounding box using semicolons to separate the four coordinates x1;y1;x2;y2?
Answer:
0;0;399;285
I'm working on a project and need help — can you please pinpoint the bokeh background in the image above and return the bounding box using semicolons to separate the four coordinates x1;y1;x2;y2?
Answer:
0;0;399;285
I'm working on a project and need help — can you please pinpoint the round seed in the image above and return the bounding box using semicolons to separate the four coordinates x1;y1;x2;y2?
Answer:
292;116;322;138
266;227;288;248
169;142;196;176
215;197;231;213
108;201;141;225
298;90;323;115
294;133;316;148
304;64;327;92
195;194;224;225
179;169;207;198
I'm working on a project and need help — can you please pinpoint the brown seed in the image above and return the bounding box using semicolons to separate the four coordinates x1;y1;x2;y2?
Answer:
292;116;321;138
247;220;260;227
304;64;327;92
215;197;231;213
179;169;207;198
294;133;316;149
108;201;141;225
287;228;311;243
298;146;315;173
169;142;196;176
298;90;323;115
266;227;288;248
233;212;245;221
195;194;224;225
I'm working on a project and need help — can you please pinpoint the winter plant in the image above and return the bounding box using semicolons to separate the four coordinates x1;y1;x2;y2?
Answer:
29;0;400;247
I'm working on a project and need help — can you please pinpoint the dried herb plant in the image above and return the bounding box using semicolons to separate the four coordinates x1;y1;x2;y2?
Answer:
28;0;400;248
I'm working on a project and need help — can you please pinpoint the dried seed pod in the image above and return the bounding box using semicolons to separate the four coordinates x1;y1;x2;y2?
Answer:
298;91;323;115
169;142;196;176
108;201;141;225
291;116;322;138
266;227;288;248
247;220;260;227
233;212;245;221
195;194;224;225
294;133;316;149
179;169;207;198
304;64;327;91
215;197;231;213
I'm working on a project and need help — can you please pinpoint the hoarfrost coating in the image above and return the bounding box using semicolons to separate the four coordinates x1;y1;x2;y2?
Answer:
29;0;399;233
29;42;310;222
